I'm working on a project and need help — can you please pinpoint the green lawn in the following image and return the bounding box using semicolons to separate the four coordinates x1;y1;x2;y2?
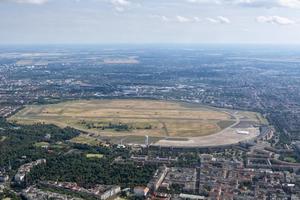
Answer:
283;156;297;163
34;142;50;148
70;135;102;146
86;154;104;159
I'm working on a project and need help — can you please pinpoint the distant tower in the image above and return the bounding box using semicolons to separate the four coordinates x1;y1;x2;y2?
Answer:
145;135;149;147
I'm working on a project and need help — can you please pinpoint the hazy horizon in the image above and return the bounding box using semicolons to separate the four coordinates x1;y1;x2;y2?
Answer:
1;0;300;44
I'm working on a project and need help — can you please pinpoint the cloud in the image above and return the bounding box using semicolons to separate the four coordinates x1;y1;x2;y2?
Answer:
176;15;191;23
110;0;130;6
193;17;202;22
151;15;230;24
186;0;271;6
278;0;300;8
150;15;171;22
1;0;48;4
206;16;231;24
151;15;192;23
110;0;131;12
216;16;231;23
256;15;296;25
186;0;221;4
231;0;277;8
161;16;170;22
186;0;300;9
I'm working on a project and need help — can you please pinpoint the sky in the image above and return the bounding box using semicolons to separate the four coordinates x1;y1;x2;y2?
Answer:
0;0;300;44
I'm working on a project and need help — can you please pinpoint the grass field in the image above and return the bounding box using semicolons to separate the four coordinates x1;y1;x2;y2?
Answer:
10;99;235;137
34;142;50;148
283;156;298;163
86;153;104;159
70;135;102;146
9;99;265;146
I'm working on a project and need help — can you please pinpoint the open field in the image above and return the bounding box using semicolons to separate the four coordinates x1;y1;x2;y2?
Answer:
34;142;50;148
10;99;265;147
86;153;104;159
70;135;102;146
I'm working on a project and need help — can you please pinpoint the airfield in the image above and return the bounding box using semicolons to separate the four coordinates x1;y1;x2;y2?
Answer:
10;99;266;147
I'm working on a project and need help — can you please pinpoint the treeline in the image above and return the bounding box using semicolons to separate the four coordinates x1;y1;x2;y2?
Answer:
27;154;156;188
0;118;80;169
0;189;21;200
0;117;157;191
80;120;152;132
